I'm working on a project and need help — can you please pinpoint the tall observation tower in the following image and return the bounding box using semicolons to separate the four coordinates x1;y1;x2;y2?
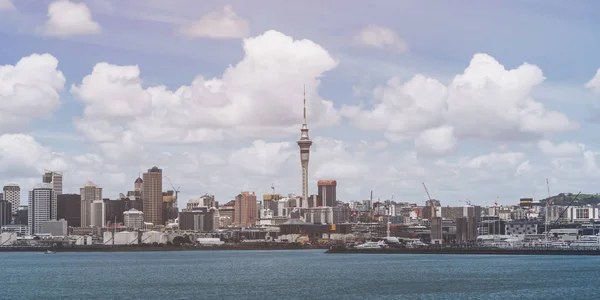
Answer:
297;87;312;209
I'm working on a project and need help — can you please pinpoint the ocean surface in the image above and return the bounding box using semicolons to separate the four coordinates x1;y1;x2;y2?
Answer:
1;250;599;299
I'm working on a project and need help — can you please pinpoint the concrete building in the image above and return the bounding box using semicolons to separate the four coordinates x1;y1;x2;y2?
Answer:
80;181;102;227
40;219;68;236
57;194;81;227
134;177;143;193
234;192;257;227
42;171;63;195
90;200;106;227
317;180;337;207
179;207;217;231
505;221;539;236
0;200;11;226
3;184;20;215
455;217;478;242
123;208;144;229
105;199;124;225
297;91;312;209
143;166;163;226
28;187;55;235
304;207;333;224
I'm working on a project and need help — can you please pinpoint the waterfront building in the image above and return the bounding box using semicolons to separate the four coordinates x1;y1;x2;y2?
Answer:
0;200;11;226
40;219;68;236
317;180;337;207
90;200;106;227
3;184;20;215
80;181;102;227
297;89;312;209
28;187;55;235
179;207;217;231
234;192;257;227
57;194;81;227
123;208;144;229
143;166;163;226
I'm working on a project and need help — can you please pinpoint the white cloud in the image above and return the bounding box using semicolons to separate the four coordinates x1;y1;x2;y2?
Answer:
343;53;578;144
414;126;456;156
71;30;341;158
353;24;408;53
585;68;600;94
179;5;249;39
41;0;101;38
0;53;66;133
0;134;68;178
0;0;15;11
538;140;584;157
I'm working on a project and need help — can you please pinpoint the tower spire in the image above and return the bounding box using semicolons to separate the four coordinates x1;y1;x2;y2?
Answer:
303;84;307;125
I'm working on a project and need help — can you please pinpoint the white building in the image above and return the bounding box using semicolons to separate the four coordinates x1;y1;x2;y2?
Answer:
80;181;102;227
90;200;106;227
40;219;68;236
3;184;20;214
123;208;144;229
565;206;599;222
28;187;55;235
304;207;334;224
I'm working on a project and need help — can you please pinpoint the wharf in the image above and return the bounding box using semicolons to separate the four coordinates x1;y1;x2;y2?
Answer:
325;247;600;256
0;244;329;253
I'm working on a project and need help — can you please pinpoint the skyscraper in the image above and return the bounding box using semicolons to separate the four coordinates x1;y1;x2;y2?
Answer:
0;200;11;226
143;166;163;226
28;187;54;235
317;180;337;207
42;171;63;195
3;184;20;215
297;88;312;209
234;192;257;227
57;194;81;227
80;181;102;227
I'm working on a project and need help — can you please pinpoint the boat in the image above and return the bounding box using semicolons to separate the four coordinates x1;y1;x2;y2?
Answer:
44;250;56;254
570;236;600;249
355;241;386;249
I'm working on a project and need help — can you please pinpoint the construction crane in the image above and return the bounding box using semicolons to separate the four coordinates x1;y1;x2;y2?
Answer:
163;175;180;208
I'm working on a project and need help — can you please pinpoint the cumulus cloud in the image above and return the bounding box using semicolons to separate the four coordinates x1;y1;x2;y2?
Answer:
342;53;578;144
353;24;408;53
538;140;584;157
0;0;15;11
179;5;249;39
41;0;101;38
0;53;66;133
414;126;456;156
71;30;341;160
585;68;600;94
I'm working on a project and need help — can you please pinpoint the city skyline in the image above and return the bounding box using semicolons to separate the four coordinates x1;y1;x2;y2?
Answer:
2;1;600;206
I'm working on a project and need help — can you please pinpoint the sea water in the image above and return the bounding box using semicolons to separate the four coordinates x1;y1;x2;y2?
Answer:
1;250;599;299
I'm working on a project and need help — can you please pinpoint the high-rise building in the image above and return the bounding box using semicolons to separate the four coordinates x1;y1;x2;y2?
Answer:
234;191;257;227
42;171;63;195
297;88;312;209
28;187;55;235
317;180;337;207
134;177;143;193
143;166;163;226
80;181;102;227
3;184;20;215
57;194;81;227
123;208;144;229
90;200;106;227
0;200;11;226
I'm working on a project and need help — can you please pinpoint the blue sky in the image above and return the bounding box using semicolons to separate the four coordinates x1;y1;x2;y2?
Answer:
1;0;600;207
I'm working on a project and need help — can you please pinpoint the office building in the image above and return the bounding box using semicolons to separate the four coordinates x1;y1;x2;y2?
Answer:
42;171;63;195
317;180;337;207
3;184;20;215
234;192;257;227
57;194;81;227
90;200;106;227
123;208;144;229
143;166;163;226
0;200;11;226
28;187;55;235
80;181;102;227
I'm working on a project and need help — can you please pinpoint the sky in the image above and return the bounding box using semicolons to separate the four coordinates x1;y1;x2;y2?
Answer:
2;0;600;207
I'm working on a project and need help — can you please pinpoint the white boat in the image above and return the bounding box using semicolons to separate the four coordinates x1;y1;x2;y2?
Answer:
355;241;385;249
44;250;56;254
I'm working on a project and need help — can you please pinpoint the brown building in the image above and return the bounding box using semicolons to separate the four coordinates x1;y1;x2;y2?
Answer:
179;207;216;231
57;194;81;227
456;217;478;242
234;192;257;227
143;166;163;226
317;180;337;207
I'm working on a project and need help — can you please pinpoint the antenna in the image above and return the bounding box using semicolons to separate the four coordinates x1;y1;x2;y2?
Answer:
303;84;307;124
545;178;550;240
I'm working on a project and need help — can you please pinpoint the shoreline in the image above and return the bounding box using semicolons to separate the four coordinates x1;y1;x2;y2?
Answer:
325;247;600;256
0;245;329;253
